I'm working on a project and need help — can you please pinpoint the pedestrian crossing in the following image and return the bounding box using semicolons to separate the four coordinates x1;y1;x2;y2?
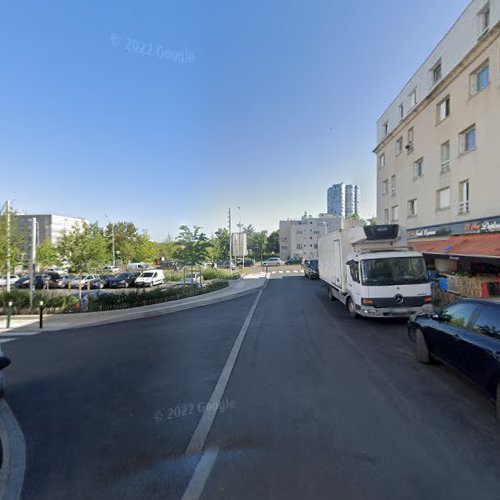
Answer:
270;270;301;275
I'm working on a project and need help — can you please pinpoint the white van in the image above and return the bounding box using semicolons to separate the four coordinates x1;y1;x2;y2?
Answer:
127;262;148;270
134;270;164;287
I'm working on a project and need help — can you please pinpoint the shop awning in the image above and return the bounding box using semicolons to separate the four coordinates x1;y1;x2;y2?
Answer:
411;233;500;259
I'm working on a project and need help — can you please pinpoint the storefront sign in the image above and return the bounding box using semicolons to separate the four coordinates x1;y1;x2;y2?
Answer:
408;215;500;239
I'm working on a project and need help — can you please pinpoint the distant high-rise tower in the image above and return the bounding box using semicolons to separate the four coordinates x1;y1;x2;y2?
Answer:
327;182;360;217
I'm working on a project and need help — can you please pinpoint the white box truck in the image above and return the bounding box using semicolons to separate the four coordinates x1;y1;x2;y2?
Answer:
318;224;433;318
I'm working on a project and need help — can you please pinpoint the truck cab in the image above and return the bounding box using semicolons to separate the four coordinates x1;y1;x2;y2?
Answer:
346;250;432;318
319;224;433;319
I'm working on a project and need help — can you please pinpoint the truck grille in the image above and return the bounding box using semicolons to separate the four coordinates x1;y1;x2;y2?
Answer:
371;296;428;308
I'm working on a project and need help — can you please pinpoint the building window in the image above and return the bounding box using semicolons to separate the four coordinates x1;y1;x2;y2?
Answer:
471;61;489;94
391;205;399;222
383;121;388;136
396;137;403;156
378;153;386;168
431;60;442;84
391;174;396;196
441;141;450;172
413;158;424;178
382;179;389;195
437;187;451;210
478;2;490;36
383;208;389;223
460;125;476;154
408;199;418;217
398;104;404;120
459;180;470;214
296;244;302;249
409;89;417;108
406;127;414;152
437;96;450;122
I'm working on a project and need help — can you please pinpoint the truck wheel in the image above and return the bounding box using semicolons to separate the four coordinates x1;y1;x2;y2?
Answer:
415;329;431;364
346;298;358;319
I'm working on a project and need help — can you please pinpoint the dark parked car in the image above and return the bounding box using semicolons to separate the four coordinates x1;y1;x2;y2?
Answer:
108;272;140;288
408;298;500;420
14;276;30;289
17;274;52;289
304;259;319;279
285;257;302;265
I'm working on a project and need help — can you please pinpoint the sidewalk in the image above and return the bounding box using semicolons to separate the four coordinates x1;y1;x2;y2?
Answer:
0;274;268;335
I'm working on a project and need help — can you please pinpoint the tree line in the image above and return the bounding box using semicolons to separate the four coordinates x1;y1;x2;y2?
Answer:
0;206;279;272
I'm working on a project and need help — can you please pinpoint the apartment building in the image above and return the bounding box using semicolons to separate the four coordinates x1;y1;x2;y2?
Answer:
15;213;87;255
375;0;500;271
279;212;364;261
327;182;360;217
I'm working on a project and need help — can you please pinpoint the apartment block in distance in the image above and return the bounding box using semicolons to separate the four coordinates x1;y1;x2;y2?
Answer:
15;213;88;255
327;182;360;217
375;0;500;272
279;212;364;261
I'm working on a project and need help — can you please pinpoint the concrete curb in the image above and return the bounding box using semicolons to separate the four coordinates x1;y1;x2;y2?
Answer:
0;277;268;335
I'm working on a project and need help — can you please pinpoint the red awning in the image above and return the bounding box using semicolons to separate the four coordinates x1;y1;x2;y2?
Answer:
411;233;500;259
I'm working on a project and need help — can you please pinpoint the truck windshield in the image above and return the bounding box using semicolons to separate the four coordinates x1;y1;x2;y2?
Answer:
361;257;428;286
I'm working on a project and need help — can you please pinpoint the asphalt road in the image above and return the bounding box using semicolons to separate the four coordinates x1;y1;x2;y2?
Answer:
3;272;500;499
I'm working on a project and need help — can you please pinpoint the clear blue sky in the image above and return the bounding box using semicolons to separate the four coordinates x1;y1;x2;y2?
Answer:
0;0;470;240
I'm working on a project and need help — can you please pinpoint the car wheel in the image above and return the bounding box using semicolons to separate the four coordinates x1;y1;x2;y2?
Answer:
346;297;358;319
415;329;432;364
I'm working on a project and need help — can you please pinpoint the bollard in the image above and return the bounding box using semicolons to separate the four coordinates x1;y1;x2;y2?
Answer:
39;300;44;329
6;301;13;329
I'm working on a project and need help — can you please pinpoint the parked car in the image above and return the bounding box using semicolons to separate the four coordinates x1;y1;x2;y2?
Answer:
0;275;20;287
408;298;500;420
69;274;101;288
103;266;120;273
304;259;319;279
14;276;30;289
285;257;302;265
134;270;165;287
127;262;149;270
262;257;283;267
218;260;237;270
108;272;140;288
88;278;105;289
46;268;67;275
47;272;65;289
58;274;76;288
177;272;202;288
237;258;255;267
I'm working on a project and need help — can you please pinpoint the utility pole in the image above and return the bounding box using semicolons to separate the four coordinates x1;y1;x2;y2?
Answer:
111;223;116;266
29;217;37;312
228;208;232;277
5;200;11;293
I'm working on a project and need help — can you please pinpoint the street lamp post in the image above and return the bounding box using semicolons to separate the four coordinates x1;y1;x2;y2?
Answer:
105;215;116;266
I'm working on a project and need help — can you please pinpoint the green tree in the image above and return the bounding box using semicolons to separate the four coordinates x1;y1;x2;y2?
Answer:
174;225;211;266
0;205;22;274
157;240;180;262
347;213;360;220
36;240;59;268
105;221;141;264
250;231;268;261
133;233;158;262
211;228;230;261
266;230;280;255
59;222;110;273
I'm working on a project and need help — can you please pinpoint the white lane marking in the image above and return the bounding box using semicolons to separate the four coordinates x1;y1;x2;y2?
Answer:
182;290;263;499
271;271;276;274
293;270;299;273
286;271;290;274
278;271;283;274
185;290;263;455
181;447;220;500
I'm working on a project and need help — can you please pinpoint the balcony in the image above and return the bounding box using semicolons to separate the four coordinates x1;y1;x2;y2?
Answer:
459;201;470;215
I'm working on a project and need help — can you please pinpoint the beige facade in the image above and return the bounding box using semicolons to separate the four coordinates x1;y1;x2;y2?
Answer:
375;21;500;230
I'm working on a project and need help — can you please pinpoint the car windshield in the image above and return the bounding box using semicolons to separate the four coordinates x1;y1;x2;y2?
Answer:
142;272;154;277
361;257;428;286
116;274;128;279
